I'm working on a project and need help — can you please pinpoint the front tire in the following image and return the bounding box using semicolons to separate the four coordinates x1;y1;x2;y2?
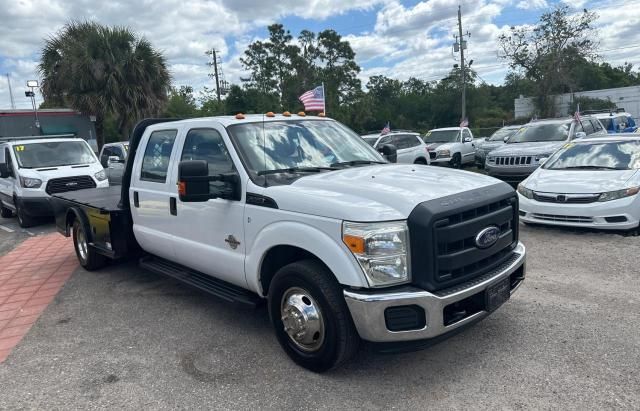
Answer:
72;220;107;270
450;153;462;169
15;200;36;228
414;158;427;165
268;260;359;372
0;206;12;218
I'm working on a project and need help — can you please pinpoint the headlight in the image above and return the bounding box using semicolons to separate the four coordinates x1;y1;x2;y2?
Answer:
487;156;495;163
437;149;451;158
517;183;534;199
94;170;107;181
19;176;42;188
598;186;639;202
342;221;410;287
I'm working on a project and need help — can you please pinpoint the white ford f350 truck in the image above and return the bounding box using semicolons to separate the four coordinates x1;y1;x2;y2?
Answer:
50;115;526;372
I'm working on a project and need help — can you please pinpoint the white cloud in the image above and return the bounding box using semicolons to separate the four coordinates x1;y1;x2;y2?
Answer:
1;0;638;111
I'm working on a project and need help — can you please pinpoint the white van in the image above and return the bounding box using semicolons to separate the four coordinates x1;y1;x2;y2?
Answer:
0;135;108;227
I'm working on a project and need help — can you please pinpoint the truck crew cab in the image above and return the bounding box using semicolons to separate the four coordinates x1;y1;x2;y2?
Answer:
51;115;526;372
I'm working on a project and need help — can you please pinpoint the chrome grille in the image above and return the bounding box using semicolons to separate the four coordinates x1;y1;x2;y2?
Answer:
493;156;533;167
533;192;600;204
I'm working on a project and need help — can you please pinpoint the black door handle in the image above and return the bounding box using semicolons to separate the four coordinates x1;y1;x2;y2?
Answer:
170;197;177;216
133;191;139;208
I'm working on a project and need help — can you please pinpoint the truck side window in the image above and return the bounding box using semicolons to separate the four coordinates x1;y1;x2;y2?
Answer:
180;128;235;191
140;130;177;183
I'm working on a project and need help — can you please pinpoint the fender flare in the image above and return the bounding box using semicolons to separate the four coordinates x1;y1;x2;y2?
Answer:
65;207;93;243
245;221;368;294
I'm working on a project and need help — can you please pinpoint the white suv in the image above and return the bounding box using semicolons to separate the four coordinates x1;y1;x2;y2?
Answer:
362;132;430;164
0;136;108;227
424;127;476;168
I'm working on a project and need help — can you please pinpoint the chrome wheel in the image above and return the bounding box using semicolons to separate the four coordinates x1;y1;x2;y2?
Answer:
76;225;88;262
280;287;325;352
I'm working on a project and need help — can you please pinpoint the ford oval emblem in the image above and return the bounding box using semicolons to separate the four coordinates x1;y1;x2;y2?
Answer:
475;226;500;249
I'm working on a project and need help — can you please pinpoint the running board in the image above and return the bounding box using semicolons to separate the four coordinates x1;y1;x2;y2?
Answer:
139;256;262;308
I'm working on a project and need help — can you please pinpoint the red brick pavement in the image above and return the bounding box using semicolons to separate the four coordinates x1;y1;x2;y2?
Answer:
0;234;77;363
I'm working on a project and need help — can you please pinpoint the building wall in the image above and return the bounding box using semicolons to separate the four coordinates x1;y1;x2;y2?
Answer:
514;86;640;120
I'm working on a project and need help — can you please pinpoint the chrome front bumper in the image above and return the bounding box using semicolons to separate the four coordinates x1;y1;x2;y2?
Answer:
344;242;526;342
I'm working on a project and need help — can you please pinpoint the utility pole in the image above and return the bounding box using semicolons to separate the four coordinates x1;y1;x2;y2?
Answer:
6;74;15;109
454;5;471;123
205;49;229;104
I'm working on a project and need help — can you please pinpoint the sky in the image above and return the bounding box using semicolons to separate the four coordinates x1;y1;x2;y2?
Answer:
0;0;638;110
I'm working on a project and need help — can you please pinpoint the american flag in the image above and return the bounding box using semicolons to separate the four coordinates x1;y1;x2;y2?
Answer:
574;103;581;123
299;85;325;111
459;118;469;127
381;122;391;135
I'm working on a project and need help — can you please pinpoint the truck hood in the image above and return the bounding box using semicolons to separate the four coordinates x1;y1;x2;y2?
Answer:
489;141;565;156
265;164;505;221
524;168;639;193
19;163;103;181
478;141;504;151
424;142;455;151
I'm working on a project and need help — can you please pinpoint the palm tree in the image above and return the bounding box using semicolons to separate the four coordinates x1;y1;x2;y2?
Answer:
38;21;170;148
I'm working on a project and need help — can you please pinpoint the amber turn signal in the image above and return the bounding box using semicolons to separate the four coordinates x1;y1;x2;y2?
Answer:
343;234;365;254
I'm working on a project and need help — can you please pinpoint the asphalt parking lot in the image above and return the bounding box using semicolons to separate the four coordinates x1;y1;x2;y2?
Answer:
0;218;639;409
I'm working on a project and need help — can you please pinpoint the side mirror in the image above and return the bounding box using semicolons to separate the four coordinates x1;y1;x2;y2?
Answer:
463;136;473;143
178;160;240;202
575;131;587;139
0;163;9;179
378;144;397;163
503;136;510;143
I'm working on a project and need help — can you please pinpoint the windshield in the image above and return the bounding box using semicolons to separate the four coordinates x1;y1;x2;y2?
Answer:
362;137;378;147
227;120;383;174
489;127;520;142
544;141;640;170
13;140;96;168
509;122;571;143
424;130;460;143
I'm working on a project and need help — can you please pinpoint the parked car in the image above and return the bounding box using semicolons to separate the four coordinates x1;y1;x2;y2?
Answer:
361;131;430;164
486;116;607;183
99;141;129;184
517;135;640;233
590;110;638;134
423;127;475;168
475;125;522;168
50;114;525;372
0;135;108;227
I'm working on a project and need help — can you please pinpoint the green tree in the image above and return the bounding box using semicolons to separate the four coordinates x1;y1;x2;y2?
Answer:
163;86;198;118
499;6;598;116
38;21;170;149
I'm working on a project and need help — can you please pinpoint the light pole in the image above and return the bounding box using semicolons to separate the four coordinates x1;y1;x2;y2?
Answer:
25;80;40;131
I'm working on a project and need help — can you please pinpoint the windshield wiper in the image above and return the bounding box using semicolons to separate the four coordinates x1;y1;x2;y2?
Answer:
556;165;626;170
257;166;337;176
330;160;386;168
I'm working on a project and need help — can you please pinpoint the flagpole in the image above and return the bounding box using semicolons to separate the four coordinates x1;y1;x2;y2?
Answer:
322;82;326;115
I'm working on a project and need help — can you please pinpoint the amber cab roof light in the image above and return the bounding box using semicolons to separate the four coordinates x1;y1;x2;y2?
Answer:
235;113;245;120
266;112;275;117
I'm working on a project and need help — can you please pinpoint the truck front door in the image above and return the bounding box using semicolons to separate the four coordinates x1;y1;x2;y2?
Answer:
0;146;17;211
461;129;475;164
170;126;247;289
130;128;181;259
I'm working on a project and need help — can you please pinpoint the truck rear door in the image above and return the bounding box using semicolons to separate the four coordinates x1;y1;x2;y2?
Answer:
130;127;182;259
169;125;247;289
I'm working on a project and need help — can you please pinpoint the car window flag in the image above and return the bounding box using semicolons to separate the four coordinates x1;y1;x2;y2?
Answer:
459;118;469;128
299;85;325;112
381;122;391;135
